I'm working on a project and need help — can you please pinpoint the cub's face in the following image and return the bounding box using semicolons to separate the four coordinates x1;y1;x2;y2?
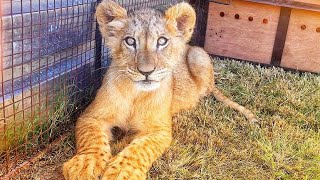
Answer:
96;0;196;91
119;10;177;91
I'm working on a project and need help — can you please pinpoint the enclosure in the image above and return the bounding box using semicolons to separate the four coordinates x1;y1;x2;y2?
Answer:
0;0;208;178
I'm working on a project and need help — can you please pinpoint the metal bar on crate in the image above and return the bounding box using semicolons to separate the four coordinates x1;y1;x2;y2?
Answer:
271;7;292;66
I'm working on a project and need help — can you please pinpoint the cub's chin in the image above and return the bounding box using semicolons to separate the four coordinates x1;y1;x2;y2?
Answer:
135;80;161;91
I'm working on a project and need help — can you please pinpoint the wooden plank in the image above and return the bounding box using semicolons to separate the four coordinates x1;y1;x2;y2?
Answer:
1;0;95;16
243;0;320;12
1;41;95;83
281;9;320;73
204;0;280;64
1;3;95;67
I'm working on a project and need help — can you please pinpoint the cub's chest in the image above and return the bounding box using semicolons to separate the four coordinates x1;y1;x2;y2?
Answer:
119;92;172;128
130;94;171;118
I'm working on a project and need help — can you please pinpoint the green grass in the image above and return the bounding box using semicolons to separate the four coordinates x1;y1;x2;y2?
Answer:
14;58;320;179
0;91;68;153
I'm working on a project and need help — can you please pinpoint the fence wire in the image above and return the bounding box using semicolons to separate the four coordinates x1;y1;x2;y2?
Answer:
0;0;207;177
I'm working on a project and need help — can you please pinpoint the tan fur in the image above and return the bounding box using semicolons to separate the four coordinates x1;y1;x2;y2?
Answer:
63;1;257;179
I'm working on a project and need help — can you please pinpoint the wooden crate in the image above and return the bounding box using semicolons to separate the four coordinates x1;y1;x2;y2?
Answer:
281;9;320;72
204;0;281;64
204;0;320;73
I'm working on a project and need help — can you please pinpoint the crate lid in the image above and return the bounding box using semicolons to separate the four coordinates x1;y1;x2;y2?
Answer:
247;0;320;11
209;0;320;12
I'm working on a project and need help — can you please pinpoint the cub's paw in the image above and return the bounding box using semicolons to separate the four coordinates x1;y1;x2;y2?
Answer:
63;153;110;180
101;157;146;180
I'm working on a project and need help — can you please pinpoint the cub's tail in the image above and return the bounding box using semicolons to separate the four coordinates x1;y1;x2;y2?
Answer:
212;86;258;123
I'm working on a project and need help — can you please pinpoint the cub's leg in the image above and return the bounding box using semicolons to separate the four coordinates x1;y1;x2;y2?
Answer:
62;116;112;180
101;129;172;179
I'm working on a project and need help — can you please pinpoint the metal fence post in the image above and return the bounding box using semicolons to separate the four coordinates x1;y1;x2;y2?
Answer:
94;0;103;88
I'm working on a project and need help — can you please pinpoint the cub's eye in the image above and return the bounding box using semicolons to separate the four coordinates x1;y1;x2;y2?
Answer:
124;37;136;47
157;37;168;47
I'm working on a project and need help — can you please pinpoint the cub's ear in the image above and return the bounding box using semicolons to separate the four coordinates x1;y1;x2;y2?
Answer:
165;2;196;42
96;0;127;40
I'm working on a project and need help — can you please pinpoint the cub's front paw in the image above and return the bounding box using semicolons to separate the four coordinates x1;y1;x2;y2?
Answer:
63;153;110;180
101;156;146;180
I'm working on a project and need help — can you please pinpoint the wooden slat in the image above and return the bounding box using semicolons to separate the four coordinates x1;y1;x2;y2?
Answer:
281;9;320;73
243;0;320;12
204;0;280;64
1;3;95;66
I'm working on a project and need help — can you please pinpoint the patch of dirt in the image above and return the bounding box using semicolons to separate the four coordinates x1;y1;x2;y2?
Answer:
14;135;75;180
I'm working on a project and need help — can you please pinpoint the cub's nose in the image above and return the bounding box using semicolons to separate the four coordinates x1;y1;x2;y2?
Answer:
138;68;155;77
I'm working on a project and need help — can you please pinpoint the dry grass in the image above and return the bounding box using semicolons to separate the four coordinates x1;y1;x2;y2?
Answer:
15;58;320;179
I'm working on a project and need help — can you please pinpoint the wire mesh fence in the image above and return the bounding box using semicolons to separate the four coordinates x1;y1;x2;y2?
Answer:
0;0;207;177
0;0;101;176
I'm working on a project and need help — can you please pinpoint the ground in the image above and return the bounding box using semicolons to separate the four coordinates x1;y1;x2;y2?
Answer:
15;58;320;179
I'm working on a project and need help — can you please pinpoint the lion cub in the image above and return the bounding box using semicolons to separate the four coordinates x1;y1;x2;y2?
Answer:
62;0;257;179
